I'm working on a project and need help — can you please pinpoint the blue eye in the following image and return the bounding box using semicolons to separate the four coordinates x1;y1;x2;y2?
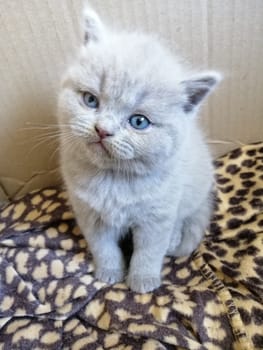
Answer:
129;114;151;130
83;92;99;109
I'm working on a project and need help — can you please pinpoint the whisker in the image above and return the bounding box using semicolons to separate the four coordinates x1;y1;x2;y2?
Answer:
25;138;58;158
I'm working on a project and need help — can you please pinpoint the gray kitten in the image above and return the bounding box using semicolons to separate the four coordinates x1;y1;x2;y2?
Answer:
58;7;220;293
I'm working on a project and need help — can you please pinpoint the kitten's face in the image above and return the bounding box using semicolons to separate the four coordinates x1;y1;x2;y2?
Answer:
58;8;219;174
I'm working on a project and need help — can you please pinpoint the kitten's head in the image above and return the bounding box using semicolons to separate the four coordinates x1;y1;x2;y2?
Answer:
58;6;220;174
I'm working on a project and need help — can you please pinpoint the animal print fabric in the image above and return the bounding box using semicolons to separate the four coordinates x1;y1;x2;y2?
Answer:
0;143;263;350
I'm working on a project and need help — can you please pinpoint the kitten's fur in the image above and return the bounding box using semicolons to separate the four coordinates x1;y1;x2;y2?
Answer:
58;6;220;293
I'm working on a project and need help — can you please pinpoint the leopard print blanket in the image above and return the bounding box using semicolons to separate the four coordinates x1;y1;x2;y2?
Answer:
0;143;262;350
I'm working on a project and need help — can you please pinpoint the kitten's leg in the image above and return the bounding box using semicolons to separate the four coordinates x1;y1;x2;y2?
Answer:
70;196;125;284
166;221;183;256
127;222;172;293
87;224;126;284
171;199;212;257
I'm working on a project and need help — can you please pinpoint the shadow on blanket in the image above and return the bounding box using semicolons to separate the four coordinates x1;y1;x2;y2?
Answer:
0;143;263;350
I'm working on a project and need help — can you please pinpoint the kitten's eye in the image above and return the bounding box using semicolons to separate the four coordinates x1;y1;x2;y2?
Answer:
129;114;151;130
83;92;99;109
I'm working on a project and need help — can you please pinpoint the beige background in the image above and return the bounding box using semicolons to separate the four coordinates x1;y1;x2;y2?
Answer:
0;0;263;204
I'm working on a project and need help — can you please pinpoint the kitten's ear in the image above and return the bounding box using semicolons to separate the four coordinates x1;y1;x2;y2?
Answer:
82;5;105;44
180;72;221;113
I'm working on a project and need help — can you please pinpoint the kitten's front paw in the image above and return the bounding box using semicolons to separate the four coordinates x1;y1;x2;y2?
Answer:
95;268;125;285
127;274;161;293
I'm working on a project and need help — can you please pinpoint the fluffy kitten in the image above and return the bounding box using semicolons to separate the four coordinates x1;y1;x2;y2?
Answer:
58;6;220;293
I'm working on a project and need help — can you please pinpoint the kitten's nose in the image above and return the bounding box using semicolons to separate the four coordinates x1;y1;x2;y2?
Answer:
94;125;113;139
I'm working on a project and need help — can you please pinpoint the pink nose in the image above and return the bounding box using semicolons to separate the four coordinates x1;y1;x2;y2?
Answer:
95;125;113;139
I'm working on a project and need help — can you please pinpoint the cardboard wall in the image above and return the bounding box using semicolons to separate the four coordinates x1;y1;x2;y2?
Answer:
0;0;263;204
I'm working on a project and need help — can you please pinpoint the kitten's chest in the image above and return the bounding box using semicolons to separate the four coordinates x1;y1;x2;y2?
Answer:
74;173;139;226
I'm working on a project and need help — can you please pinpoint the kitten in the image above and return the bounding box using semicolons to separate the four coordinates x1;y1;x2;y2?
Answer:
58;6;220;293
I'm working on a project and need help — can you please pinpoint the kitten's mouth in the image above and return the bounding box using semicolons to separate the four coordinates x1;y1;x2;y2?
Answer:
92;141;111;157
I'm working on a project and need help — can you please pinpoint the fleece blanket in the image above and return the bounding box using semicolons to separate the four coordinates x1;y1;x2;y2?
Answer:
0;143;263;350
